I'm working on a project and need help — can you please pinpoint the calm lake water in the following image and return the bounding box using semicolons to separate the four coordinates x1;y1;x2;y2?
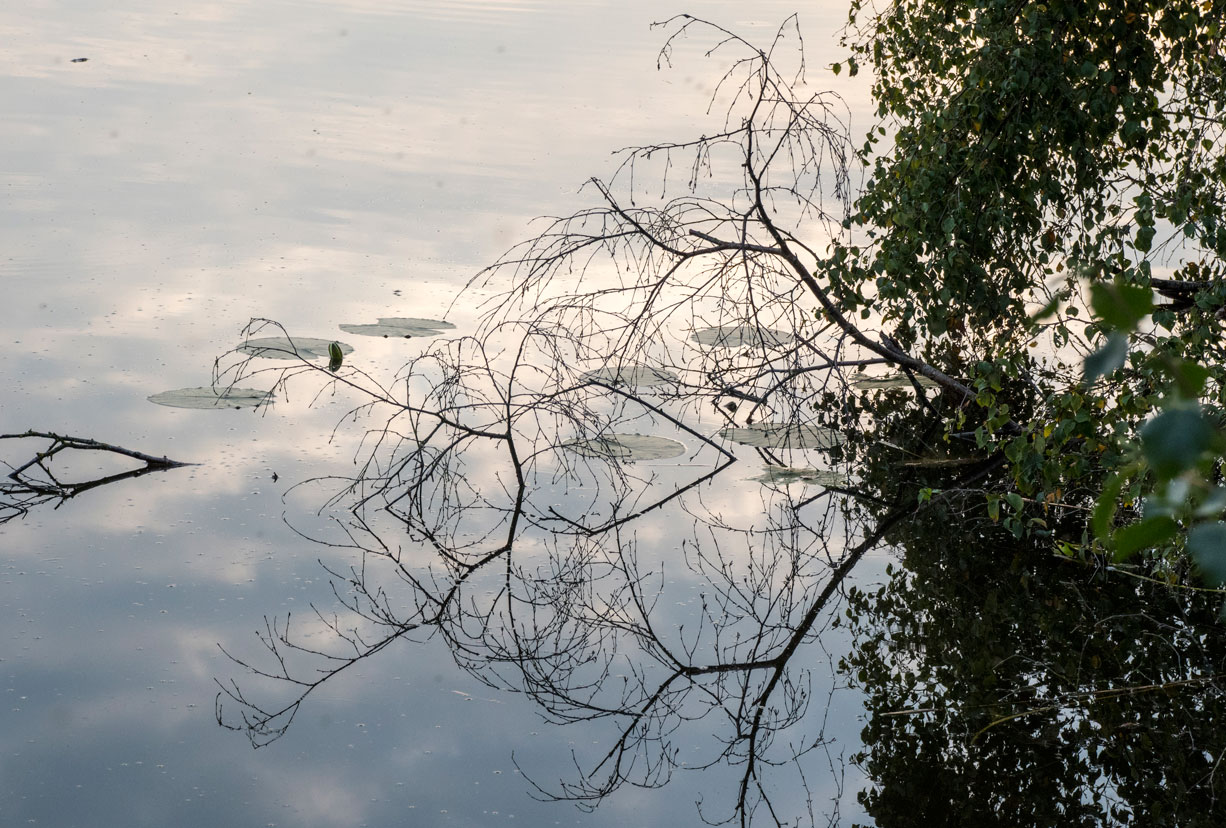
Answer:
2;2;881;826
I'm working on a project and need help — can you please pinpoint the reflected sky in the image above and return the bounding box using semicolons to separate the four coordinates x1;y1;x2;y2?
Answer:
1;2;876;825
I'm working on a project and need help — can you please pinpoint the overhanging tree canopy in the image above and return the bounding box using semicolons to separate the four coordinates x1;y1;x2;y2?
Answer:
833;0;1226;564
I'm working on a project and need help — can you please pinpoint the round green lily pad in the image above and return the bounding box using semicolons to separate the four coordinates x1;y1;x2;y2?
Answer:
852;373;939;390
338;318;457;338
148;387;272;409
719;423;845;450
581;366;678;388
753;465;851;487
691;325;796;348
565;433;686;461
238;337;353;361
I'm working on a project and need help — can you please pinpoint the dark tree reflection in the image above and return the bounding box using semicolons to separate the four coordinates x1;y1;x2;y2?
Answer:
843;479;1226;827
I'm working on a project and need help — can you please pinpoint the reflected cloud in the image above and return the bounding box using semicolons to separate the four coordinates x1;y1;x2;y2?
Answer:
1;3;868;827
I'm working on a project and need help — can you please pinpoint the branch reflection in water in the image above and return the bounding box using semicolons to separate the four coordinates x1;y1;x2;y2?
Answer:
213;18;877;824
1;431;194;524
212;305;901;825
211;16;1226;828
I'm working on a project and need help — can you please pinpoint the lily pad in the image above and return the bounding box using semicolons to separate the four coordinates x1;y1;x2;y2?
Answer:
338;318;456;338
753;465;851;487
691;324;796;348
148;387;272;409
581;365;678;388
852;372;939;391
565;433;686;462
720;423;845;450
238;337;353;361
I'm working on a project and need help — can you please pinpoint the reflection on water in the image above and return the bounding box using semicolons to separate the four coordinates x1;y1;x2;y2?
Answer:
189;10;1226;826
846;505;1226;827
210;306;876;822
0;430;194;523
2;2;872;826
19;2;1216;827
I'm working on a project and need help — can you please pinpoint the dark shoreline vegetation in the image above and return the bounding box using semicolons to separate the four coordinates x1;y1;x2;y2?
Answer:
7;4;1219;826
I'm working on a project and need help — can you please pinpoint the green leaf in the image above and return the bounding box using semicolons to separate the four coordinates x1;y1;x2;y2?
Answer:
1089;282;1154;331
1028;295;1061;325
852;372;938;391
581;365;678;388
239;337;353;362
1171;359;1210;398
1140;405;1213;478
1195;487;1226;519
1189;523;1226;585
1111;515;1178;560
1135;224;1155;253
1083;332;1128;384
338;318;456;338
720;423;845;450
752;465;851;487
691;325;796;348
1092;472;1127;539
565;434;686;462
1005;492;1024;512
148;387;272;410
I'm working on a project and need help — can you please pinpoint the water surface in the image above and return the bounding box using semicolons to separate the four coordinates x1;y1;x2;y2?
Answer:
2;2;875;826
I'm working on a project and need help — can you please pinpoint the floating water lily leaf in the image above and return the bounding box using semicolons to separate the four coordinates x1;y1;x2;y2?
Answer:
899;455;981;468
852;372;939;390
691;325;795;348
581;365;678;388
565;433;686;461
720;423;845;450
753;465;851;487
148;387;272;409
239;337;354;361
338;318;457;338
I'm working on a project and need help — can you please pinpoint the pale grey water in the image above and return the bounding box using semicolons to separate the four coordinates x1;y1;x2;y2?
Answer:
1;2;875;825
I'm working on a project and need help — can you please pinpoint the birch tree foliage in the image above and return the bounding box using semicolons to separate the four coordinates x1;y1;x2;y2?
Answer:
835;0;1226;568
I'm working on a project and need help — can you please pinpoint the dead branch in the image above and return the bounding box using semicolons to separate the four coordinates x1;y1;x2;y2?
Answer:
1;430;195;522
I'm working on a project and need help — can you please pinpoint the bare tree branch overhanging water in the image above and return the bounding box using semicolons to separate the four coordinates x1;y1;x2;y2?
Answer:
211;13;1226;828
210;18;913;826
